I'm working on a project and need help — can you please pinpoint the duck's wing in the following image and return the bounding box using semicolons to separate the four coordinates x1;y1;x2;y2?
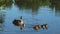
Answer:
12;20;19;26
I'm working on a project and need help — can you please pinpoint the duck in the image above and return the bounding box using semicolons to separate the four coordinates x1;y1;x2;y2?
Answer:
13;16;25;30
33;25;41;31
13;16;25;27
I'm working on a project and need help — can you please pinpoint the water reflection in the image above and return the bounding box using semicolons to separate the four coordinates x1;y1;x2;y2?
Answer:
0;15;4;23
0;0;13;31
0;11;5;24
49;0;60;16
0;13;5;31
0;6;6;31
0;24;4;31
0;0;13;8
15;0;50;15
15;0;60;16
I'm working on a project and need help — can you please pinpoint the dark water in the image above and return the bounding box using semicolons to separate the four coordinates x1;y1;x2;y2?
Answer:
0;0;60;34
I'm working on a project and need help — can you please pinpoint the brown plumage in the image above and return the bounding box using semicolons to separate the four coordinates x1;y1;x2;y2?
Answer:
18;19;25;30
13;19;20;26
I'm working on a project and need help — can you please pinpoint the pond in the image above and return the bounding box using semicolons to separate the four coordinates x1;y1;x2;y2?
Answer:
0;0;60;34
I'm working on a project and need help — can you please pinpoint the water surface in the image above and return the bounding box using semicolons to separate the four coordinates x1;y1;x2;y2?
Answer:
0;0;60;34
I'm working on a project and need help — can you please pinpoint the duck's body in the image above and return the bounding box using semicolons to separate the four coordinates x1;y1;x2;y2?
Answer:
13;19;20;26
13;19;25;30
19;19;25;27
33;25;41;31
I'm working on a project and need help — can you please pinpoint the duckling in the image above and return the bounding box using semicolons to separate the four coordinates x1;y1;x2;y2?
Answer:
33;25;41;31
41;24;48;30
41;25;45;30
43;24;48;29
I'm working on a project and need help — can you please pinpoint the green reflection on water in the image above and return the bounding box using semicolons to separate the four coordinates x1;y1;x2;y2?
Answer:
15;0;60;16
15;0;50;10
0;0;13;8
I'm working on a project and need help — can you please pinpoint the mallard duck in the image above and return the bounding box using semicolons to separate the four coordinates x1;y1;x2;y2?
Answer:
13;20;25;30
33;25;41;31
13;16;25;27
13;17;25;30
